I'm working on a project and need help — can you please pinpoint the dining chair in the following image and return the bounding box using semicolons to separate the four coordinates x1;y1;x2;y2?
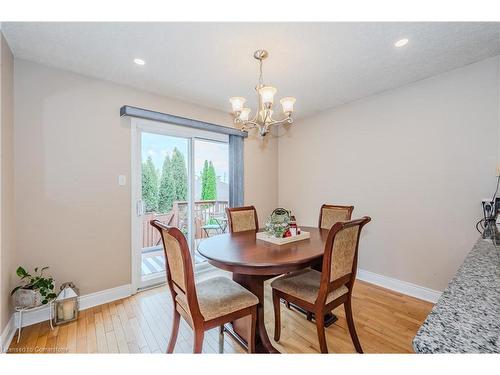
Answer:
150;220;258;353
271;216;371;353
226;205;259;233
288;203;354;318
318;204;354;230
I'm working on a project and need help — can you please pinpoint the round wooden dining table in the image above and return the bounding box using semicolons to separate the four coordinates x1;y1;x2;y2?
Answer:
197;226;329;353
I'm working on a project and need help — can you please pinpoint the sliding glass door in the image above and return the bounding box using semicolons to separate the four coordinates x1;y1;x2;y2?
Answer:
139;131;190;286
192;139;229;262
132;119;229;290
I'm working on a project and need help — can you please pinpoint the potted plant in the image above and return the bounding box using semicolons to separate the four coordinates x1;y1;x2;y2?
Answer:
11;266;57;308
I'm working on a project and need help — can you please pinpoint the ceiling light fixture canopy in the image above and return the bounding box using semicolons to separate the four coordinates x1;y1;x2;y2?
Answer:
229;50;296;137
394;38;409;48
134;58;146;65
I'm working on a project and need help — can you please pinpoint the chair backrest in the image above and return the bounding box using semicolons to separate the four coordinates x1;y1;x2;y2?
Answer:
226;206;259;233
318;217;371;304
150;220;201;321
318;204;354;230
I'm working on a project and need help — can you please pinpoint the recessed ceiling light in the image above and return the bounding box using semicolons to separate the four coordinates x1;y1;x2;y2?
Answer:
394;38;409;48
134;58;145;65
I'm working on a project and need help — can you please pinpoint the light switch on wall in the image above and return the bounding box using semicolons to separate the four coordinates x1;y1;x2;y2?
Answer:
118;175;127;186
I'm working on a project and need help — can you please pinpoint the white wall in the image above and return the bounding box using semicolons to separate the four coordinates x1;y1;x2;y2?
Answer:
278;57;500;291
0;32;15;336
14;60;278;296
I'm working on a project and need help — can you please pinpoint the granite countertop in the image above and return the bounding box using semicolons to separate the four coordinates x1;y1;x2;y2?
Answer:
413;238;500;353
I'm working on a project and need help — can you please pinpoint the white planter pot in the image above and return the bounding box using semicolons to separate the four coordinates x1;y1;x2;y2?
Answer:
13;289;43;308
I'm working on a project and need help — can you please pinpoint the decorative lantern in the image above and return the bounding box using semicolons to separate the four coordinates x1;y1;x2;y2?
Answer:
53;282;79;325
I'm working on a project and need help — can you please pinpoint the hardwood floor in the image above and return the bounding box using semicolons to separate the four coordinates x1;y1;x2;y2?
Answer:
7;268;433;354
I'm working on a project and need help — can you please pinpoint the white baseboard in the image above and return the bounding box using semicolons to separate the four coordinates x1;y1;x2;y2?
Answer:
357;268;442;303
78;284;132;311
0;283;132;352
1;314;16;353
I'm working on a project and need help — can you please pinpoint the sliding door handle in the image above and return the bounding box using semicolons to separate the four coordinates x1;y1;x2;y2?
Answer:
136;200;145;216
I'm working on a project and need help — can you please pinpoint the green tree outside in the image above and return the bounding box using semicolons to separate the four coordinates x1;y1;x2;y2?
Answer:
207;161;217;200
157;155;176;213
201;160;217;201
142;156;159;212
171;147;188;201
142;148;189;214
200;160;209;200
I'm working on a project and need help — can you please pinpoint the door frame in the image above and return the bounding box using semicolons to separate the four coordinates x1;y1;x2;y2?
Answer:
130;117;228;293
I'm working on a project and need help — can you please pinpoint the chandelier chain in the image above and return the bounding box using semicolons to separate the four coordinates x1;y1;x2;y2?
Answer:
258;59;264;86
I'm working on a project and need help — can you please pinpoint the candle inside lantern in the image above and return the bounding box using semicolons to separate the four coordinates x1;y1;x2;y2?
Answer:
57;304;64;320
62;301;74;320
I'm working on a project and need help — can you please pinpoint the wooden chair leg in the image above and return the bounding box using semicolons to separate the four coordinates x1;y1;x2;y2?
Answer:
219;325;224;354
344;299;363;353
315;311;328;353
272;289;281;342
193;330;204;353
248;308;257;354
166;309;180;353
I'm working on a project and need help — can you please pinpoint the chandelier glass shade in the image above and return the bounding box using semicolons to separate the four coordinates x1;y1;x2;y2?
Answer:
229;50;296;136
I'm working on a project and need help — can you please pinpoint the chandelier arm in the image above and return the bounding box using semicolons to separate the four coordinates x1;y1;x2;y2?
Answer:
234;119;259;131
243;120;260;127
266;116;293;127
234;111;292;130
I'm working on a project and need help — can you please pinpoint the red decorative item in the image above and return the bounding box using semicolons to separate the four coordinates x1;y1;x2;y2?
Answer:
284;229;292;237
289;214;297;236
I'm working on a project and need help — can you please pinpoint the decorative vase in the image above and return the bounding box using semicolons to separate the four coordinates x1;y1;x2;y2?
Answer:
12;289;43;309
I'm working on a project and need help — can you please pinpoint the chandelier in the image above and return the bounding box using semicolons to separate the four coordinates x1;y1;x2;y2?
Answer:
229;50;296;137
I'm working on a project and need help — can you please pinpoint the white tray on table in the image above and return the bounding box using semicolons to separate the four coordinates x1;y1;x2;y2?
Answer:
256;231;310;245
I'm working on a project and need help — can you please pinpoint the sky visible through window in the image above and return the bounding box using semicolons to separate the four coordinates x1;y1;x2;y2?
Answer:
194;139;229;183
141;132;229;200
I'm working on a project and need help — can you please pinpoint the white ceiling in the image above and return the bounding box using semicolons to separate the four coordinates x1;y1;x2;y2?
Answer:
3;22;500;119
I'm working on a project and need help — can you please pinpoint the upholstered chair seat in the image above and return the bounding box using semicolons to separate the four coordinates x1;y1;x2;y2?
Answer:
271;269;349;305
176;276;259;321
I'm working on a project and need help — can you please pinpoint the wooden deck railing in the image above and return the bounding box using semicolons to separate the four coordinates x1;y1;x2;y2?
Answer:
142;212;173;248
142;200;229;248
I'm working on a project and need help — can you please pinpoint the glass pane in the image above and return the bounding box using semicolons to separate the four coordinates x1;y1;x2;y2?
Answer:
193;139;229;263
141;132;189;280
